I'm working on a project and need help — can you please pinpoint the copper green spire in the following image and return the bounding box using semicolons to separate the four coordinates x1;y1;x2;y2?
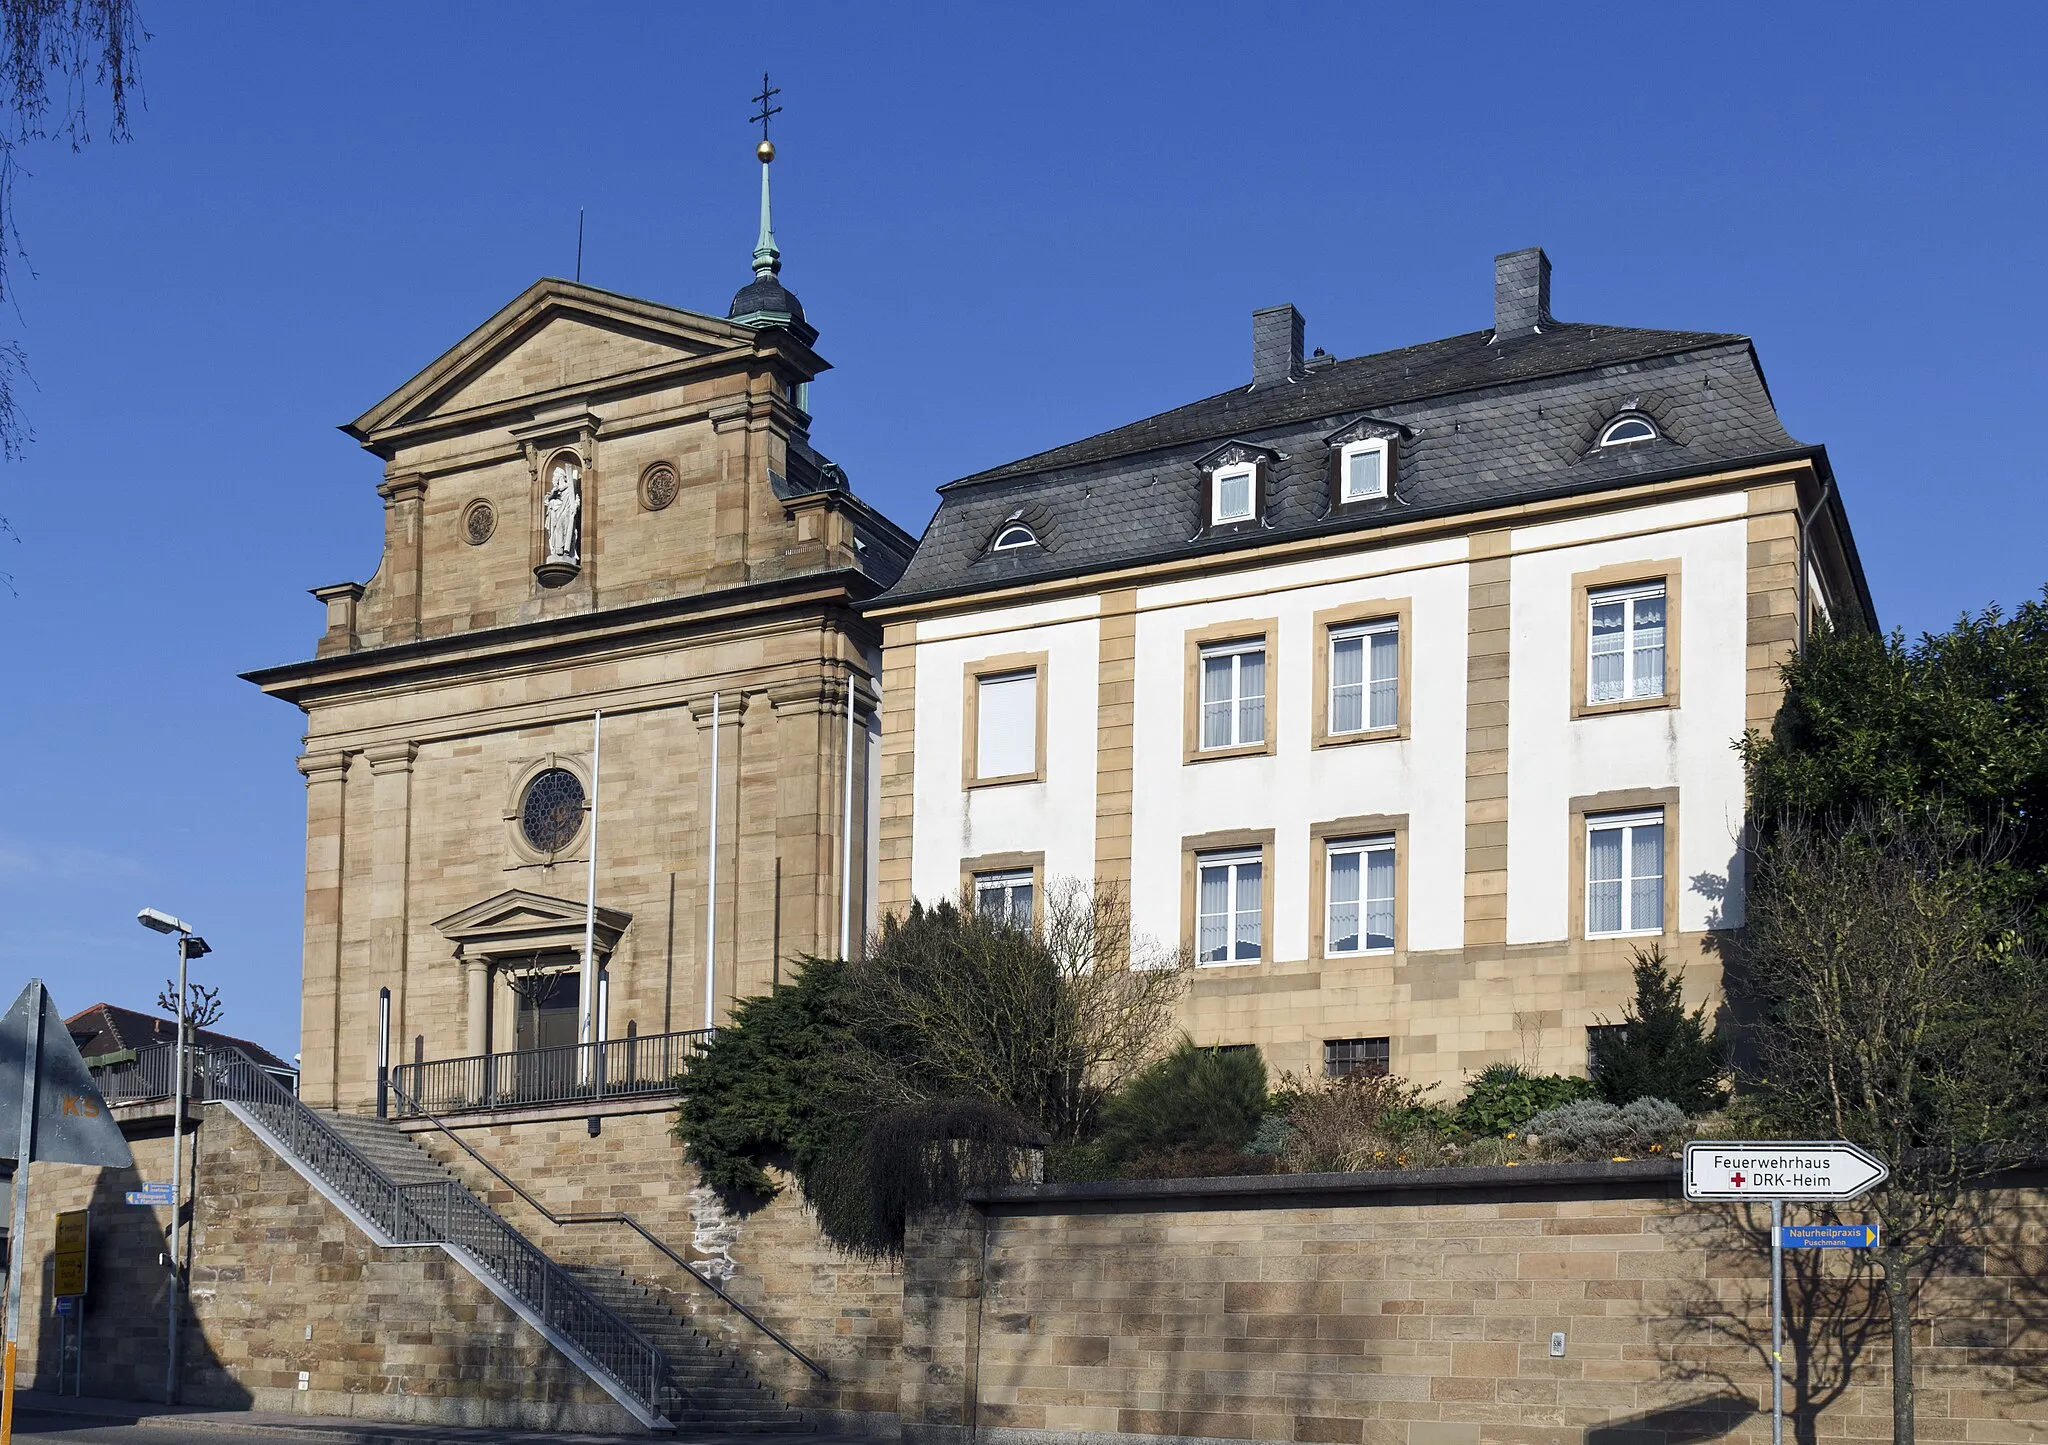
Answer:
753;144;780;279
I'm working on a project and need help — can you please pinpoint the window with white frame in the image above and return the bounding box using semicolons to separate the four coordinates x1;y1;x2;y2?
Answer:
1586;811;1664;935
1211;464;1257;524
1325;836;1396;955
974;869;1035;930
1330;620;1398;733
1598;415;1658;447
991;522;1036;551
1199;639;1267;750
1588;581;1666;704
1196;849;1263;964
1339;438;1390;502
974;669;1038;779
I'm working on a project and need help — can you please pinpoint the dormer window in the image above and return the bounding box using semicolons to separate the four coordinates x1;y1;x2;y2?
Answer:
992;522;1037;551
1599;415;1658;448
1212;465;1257;524
1338;438;1390;502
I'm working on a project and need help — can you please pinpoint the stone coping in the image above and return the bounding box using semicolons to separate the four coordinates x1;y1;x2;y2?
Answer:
969;1157;1685;1213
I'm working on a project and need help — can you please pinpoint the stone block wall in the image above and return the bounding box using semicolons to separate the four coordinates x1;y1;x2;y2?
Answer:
900;1168;2048;1445
10;1107;634;1432
409;1104;906;1427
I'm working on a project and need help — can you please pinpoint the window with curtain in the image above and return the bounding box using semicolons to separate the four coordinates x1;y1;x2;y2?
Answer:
1199;640;1267;750
1325;836;1396;954
1587;811;1664;934
973;869;1035;931
1329;620;1399;733
1212;465;1256;523
1340;439;1389;501
1588;582;1666;704
974;668;1038;778
1196;849;1263;964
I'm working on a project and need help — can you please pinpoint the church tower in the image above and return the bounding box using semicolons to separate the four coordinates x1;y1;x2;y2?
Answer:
248;117;910;1112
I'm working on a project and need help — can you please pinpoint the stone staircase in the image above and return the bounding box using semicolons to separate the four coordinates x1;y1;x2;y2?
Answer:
322;1113;810;1434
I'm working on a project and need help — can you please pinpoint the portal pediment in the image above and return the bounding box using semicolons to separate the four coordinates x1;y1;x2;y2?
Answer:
433;887;632;963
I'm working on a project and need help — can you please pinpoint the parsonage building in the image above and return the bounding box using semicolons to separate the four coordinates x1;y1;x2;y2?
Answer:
871;247;1871;1091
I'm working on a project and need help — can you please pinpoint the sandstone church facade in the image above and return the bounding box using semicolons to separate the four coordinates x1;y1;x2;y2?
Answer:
247;178;910;1113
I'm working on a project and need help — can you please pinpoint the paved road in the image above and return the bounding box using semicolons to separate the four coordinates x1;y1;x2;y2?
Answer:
13;1412;247;1445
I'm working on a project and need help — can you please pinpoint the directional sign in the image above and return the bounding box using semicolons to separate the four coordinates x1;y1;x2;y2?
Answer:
50;1209;87;1298
1683;1141;1889;1201
0;984;132;1168
123;1182;173;1207
1779;1223;1880;1249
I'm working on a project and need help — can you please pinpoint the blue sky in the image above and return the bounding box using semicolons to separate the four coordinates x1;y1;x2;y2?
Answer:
0;4;2042;1060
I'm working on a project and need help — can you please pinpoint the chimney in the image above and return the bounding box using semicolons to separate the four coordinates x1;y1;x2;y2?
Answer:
1493;247;1552;339
1252;304;1304;386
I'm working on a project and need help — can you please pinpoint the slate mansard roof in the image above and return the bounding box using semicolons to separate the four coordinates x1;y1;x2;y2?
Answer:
881;277;1870;621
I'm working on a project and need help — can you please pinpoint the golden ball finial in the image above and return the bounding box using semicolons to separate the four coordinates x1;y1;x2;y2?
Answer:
756;139;776;163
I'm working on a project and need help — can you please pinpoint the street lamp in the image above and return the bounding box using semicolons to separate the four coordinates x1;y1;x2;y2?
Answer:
137;908;209;1406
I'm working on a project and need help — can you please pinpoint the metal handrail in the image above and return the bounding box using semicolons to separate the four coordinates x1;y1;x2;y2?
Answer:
389;1029;716;1118
101;1043;669;1416
387;1074;828;1381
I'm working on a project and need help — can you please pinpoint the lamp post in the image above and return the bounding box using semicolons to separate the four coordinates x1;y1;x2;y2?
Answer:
137;908;209;1406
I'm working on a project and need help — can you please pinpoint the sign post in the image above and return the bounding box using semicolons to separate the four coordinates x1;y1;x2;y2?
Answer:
0;981;135;1445
1684;1143;1889;1445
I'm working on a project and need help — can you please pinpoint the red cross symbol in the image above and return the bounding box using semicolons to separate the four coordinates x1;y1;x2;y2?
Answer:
1731;1172;1746;1187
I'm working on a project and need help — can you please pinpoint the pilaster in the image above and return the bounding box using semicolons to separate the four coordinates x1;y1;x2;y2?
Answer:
297;750;351;1111
1463;532;1512;952
1093;589;1138;947
877;622;918;919
362;740;418;1111
375;476;427;643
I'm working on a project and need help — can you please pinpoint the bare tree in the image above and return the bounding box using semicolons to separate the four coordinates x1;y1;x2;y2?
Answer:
0;0;144;575
1740;806;2048;1445
840;876;1191;1144
157;977;222;1031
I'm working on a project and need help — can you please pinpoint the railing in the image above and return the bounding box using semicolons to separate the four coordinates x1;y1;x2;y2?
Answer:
91;1045;296;1103
98;1043;668;1420
390;1029;715;1118
389;1073;828;1382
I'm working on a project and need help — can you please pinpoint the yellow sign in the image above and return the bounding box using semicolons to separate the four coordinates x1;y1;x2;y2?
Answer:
52;1208;87;1299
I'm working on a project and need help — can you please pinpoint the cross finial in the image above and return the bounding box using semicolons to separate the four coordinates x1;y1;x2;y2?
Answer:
750;73;782;155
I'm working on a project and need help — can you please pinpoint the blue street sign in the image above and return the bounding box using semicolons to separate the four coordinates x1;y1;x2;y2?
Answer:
1778;1223;1879;1249
124;1181;173;1206
52;1295;75;1315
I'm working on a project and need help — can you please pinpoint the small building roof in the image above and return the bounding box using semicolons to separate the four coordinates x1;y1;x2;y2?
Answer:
65;1002;295;1076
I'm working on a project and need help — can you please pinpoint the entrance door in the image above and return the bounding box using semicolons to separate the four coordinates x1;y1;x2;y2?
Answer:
511;968;581;1103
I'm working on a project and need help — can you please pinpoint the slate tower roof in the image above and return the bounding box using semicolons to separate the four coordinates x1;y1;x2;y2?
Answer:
879;248;1873;626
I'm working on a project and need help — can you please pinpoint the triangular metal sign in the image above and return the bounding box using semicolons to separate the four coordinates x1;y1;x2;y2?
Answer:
0;983;133;1168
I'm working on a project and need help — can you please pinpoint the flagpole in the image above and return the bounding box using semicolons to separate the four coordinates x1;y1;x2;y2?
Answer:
2;980;46;1445
581;711;602;1072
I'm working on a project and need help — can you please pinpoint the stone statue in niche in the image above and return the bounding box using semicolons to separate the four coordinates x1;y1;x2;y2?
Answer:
542;456;582;564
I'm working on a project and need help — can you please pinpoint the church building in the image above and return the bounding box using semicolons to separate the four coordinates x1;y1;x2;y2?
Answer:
247;139;911;1113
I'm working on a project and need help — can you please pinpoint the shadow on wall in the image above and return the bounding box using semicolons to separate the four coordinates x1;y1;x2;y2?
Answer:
28;1132;251;1408
1585;1394;1756;1445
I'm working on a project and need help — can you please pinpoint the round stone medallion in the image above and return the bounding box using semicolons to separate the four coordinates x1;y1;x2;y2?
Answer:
462;498;496;545
642;462;679;512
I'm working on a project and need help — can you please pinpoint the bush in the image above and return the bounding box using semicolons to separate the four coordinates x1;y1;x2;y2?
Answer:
1454;1063;1595;1136
1096;1040;1268;1167
1276;1070;1438;1173
1589;946;1729;1112
1522;1095;1687;1160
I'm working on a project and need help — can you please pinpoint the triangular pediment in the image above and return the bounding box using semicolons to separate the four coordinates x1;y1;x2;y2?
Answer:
346;278;761;445
434;888;632;961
